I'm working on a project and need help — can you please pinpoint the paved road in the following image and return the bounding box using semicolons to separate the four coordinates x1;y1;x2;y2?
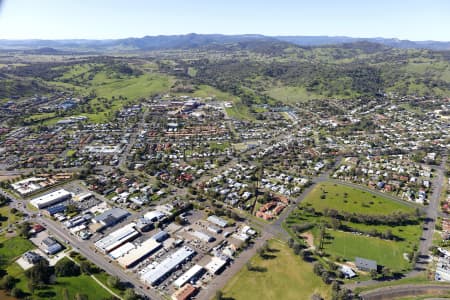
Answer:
359;284;450;300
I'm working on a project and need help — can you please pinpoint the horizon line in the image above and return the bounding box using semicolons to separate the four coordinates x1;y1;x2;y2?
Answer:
0;33;449;43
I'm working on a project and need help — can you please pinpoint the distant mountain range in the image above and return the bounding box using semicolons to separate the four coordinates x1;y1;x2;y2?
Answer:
1;33;449;52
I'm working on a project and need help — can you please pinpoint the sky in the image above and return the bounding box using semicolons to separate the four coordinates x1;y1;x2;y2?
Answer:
0;0;449;41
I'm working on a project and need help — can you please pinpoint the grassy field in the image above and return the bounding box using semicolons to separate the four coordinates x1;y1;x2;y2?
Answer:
267;86;321;103
302;182;414;215
222;239;331;300
285;182;421;272
321;230;413;271
0;206;20;231
7;263;112;300
0;236;34;267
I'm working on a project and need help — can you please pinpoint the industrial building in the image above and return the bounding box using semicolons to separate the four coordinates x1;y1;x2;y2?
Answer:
95;223;139;253
190;231;215;243
207;215;228;228
109;242;136;260
171;283;197;300
117;238;162;268
30;189;72;209
64;214;92;228
144;210;167;222
173;264;204;288
141;246;196;286
205;256;228;275
91;208;130;232
151;230;169;242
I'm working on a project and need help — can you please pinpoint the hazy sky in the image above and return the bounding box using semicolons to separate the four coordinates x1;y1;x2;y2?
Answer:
0;0;449;41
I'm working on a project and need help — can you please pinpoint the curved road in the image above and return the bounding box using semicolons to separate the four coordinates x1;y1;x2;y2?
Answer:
360;284;450;300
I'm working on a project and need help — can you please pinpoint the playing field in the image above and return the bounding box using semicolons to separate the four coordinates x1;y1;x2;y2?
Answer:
285;182;422;273
303;182;414;215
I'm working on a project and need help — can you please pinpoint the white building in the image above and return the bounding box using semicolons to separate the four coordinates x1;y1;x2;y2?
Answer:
118;238;161;268
95;223;138;253
205;256;228;274
141;246;196;286
30;189;72;209
173;264;204;288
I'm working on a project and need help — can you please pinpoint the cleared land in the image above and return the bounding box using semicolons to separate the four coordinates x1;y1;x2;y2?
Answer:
222;239;331;300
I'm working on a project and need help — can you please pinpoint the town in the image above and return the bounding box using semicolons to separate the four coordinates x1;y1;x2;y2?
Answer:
0;84;448;300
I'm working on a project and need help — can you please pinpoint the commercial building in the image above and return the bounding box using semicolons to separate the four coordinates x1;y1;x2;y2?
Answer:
44;203;67;216
95;223;139;253
173;264;204;288
205;256;228;275
207;215;228;228
41;237;62;255
141;246;196;286
30;189;71;209
117;238;162;268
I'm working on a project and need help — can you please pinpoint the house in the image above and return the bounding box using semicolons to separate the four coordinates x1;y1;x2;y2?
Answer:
355;257;377;272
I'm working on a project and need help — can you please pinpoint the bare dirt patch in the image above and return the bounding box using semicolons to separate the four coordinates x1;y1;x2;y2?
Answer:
301;232;315;249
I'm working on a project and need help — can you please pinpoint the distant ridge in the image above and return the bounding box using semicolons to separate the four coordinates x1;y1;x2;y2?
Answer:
0;33;449;51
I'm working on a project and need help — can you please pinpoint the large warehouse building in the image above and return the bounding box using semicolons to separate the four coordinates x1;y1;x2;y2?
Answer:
30;189;72;209
173;264;204;288
117;238;162;268
141;246;196;286
95;223;139;253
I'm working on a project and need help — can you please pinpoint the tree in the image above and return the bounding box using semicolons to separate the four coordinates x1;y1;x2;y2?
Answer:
80;261;93;274
381;267;392;278
293;243;302;255
55;258;80;277
10;287;24;298
25;259;52;285
75;293;88;300
0;275;16;290
246;261;253;271
287;238;294;248
107;276;121;289
370;269;378;279
123;288;140;300
215;290;223;300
